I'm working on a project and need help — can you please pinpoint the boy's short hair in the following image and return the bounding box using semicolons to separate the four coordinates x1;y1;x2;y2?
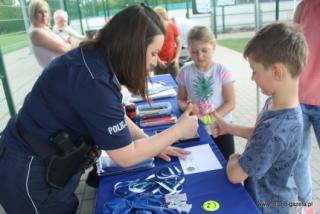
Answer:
243;22;307;78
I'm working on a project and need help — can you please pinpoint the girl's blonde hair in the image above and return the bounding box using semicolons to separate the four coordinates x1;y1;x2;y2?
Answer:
28;0;50;26
187;25;216;46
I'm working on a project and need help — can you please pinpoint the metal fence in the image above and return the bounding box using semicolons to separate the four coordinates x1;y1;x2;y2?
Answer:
0;0;296;130
0;0;297;53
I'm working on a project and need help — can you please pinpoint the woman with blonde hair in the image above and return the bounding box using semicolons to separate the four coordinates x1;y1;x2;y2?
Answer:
28;0;76;68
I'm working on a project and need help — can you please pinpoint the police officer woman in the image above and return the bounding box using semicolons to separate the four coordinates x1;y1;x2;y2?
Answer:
0;4;198;214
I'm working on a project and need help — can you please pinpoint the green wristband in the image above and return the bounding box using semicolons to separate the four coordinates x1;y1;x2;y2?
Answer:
203;115;212;125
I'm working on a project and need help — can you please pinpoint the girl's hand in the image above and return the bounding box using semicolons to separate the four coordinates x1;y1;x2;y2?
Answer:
192;104;200;116
157;146;191;161
186;100;200;116
210;111;230;138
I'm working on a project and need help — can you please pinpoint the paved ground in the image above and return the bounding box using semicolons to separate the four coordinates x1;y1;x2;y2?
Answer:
1;36;319;213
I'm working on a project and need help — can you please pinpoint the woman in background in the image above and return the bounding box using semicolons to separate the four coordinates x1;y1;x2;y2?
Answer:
153;6;181;79
28;0;76;68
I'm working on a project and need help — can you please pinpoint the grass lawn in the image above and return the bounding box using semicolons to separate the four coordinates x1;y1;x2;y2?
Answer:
0;32;28;54
0;31;250;55
217;38;250;53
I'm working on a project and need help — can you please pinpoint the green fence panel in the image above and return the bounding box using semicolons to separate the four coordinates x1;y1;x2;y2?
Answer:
0;47;15;117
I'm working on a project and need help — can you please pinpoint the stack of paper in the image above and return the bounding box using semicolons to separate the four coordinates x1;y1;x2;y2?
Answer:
130;82;177;102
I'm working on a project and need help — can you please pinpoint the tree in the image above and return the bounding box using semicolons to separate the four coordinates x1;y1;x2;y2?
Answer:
0;0;16;6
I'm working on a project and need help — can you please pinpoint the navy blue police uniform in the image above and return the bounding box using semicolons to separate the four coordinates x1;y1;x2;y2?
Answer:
0;47;132;214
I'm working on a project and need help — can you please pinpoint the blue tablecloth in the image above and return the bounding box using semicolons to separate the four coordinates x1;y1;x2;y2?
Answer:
95;74;260;214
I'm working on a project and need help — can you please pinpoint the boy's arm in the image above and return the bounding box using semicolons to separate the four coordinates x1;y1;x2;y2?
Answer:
228;124;254;139
226;153;248;184
211;111;254;139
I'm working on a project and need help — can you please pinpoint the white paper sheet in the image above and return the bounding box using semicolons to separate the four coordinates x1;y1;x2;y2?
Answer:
179;144;223;175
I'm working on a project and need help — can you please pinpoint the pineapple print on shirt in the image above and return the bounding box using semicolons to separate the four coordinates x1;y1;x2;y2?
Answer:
193;74;215;115
176;61;234;123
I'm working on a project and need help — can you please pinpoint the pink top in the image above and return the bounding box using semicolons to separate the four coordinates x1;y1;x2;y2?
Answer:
298;0;320;105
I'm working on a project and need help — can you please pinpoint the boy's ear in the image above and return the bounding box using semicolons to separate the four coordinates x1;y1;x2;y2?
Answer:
272;63;285;81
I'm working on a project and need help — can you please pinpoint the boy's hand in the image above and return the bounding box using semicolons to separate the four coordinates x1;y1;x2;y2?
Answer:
210;111;230;138
228;153;240;162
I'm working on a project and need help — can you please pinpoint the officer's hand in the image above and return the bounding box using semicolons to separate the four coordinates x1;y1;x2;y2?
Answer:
157;146;190;162
176;103;198;139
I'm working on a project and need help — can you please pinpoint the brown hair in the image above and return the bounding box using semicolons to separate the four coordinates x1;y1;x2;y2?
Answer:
243;22;307;78
187;25;216;47
80;5;165;100
28;0;50;26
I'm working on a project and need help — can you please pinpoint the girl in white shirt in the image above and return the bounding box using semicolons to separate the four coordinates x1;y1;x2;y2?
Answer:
177;26;236;160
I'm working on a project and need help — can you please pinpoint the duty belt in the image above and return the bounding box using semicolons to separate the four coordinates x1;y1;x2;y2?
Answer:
15;117;59;160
